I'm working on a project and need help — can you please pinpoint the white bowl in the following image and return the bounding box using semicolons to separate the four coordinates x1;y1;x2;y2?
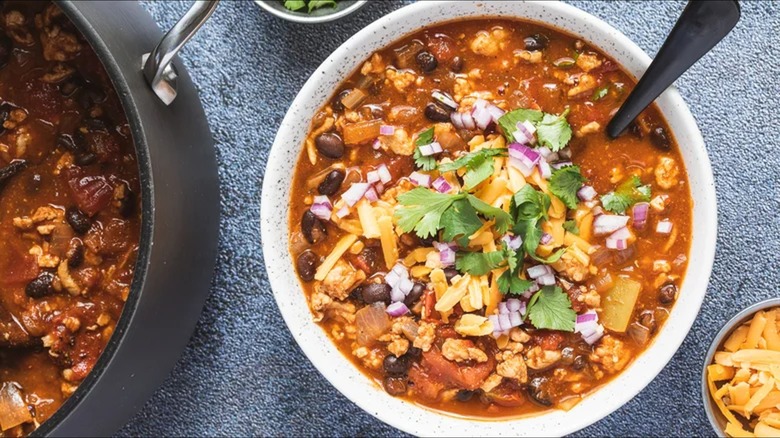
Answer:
254;0;367;24
261;1;717;435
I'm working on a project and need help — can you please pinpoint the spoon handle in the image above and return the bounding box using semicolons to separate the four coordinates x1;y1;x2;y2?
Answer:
606;0;740;138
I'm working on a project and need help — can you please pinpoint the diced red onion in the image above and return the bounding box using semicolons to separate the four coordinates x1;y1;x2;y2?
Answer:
501;234;522;251
341;182;370;207
593;214;629;235
312;195;331;207
366;170;380;184
487;104;506;121
418;143;435;156
576;310;598;324
379;125;395;136
409;172;431;188
508;156;535;177
538;160;552;179
430;142;443;154
372;139;381;150
508;143;542;168
536;272;556;286
509;311;523;327
488;315;499;329
525;283;540;296
390;287;406;303
513;120;537;145
506;298;522;312
335;206;350;218
377;164;392;184
527;264;552;279
439;247;455;266
432;177;452;193
471;99;494;130
540;232;553;245
591;206;604;217
398;277;414;295
385;270;401;288
632;202;650;230
656;220;673;234
310;201;332;221
606;227;631;250
374;182;385;194
498;314;511;331
538;147;554;160
432;91;458;110
364;186;379;202
582;324;605;345
451;111;477;130
577;185;598;201
499;302;509;314
386;301;410;317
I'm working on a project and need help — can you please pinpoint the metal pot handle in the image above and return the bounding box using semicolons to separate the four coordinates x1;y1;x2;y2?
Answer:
142;0;219;105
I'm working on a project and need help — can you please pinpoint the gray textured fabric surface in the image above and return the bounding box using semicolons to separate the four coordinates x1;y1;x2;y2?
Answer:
118;0;779;436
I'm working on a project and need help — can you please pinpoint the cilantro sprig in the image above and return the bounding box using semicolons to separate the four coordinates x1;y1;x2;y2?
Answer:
438;148;507;190
601;175;652;214
526;286;576;331
283;0;337;12
413;127;437;171
510;185;565;264
497;108;573;152
394;188;513;241
549;165;585;209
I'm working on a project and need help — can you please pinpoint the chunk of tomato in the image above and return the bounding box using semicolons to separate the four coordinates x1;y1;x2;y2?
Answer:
66;170;113;216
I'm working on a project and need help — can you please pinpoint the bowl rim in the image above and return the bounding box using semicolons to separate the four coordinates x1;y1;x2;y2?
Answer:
701;298;780;437
253;0;368;24
261;1;717;435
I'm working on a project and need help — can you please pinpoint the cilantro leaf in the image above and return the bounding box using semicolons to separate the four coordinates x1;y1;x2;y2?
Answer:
395;188;459;238
413;127;437;171
601;175;652;214
592;85;609;101
549;165;585;209
466;195;513;235
497;109;544;143
497;270;536;295
456;250;507;276
526;286;576;331
308;0;337;11
536;109;572;152
438;148;507;190
563;220;579;235
511;185;550;223
439;198;482;243
283;0;306;10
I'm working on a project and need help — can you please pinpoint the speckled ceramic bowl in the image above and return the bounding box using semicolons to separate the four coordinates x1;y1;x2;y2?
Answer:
254;0;367;24
702;298;780;437
261;1;717;436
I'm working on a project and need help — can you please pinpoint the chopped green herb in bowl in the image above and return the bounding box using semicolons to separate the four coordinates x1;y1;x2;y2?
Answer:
283;0;337;13
255;0;366;23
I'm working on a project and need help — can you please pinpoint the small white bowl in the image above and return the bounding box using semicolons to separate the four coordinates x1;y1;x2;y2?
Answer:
254;0;367;24
261;1;717;435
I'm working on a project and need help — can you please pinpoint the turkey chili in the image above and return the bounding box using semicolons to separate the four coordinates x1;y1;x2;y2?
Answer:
0;2;141;434
289;20;691;417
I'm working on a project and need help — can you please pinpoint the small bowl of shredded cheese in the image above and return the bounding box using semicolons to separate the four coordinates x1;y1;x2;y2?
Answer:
703;298;780;437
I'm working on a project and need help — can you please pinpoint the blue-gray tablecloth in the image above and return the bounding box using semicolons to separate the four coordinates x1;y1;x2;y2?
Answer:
119;1;780;436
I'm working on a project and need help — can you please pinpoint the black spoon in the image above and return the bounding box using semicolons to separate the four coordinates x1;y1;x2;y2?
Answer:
606;0;741;138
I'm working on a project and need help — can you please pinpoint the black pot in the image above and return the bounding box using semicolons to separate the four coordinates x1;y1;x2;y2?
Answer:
32;1;220;436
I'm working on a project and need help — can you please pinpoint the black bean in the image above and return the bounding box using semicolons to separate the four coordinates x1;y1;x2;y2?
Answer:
77;85;107;110
59;75;84;97
572;355;587;371
424;103;450;122
658;283;677;305
75;152;97;167
524;34;549;51
405;346;422;360
416;50;438;73
84;117;109;132
444;267;459;283
527;376;553;406
301;210;327;244
404;282;425;307
360;283;391;305
57;134;85;155
332;89;351;113
296;251;318;282
317;169;345;196
315;133;344;159
26;272;55;298
0;160;27;191
456;389;475;402
450;56;464;73
0;33;11;70
650;126;671;151
67;241;85;269
0;104;10;136
383;376;407;396
66;207;92;234
639;310;656;332
383;353;412;376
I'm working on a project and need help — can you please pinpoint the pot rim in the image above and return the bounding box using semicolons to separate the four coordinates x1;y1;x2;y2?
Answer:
261;1;717;436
